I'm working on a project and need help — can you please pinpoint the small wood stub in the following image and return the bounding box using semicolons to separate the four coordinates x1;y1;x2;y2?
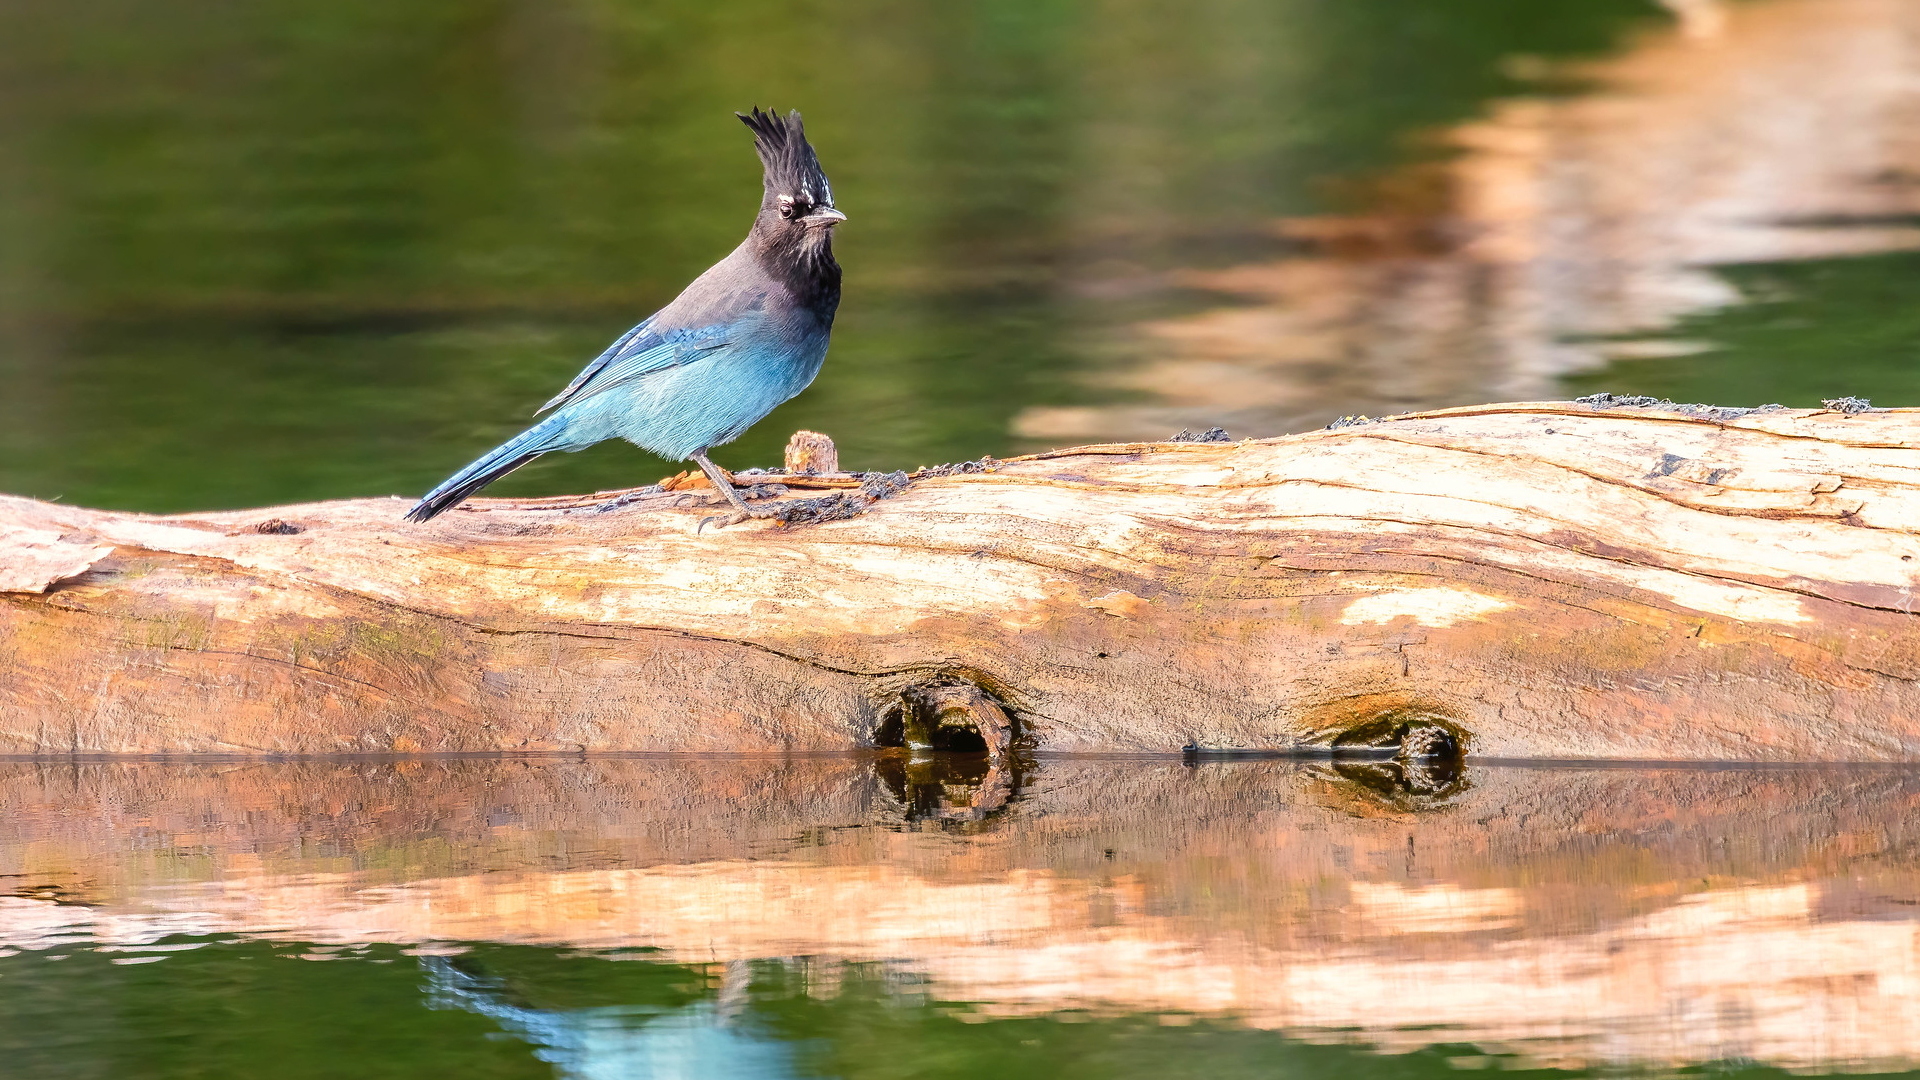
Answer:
784;430;840;476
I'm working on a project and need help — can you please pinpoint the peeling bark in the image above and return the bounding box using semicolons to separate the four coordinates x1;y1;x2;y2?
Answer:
6;401;1920;759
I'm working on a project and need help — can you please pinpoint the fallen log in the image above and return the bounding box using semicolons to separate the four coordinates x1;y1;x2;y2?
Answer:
5;399;1920;760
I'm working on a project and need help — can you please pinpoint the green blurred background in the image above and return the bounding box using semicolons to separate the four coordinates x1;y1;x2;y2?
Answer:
0;0;1682;511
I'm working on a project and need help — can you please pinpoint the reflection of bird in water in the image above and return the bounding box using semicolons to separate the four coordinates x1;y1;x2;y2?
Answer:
422;955;798;1080
407;108;844;526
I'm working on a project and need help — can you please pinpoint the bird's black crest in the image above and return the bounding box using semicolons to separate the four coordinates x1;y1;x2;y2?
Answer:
737;107;833;206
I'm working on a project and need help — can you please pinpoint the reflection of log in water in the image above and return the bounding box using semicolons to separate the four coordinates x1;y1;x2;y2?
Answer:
4;756;1920;1069
10;404;1920;759
1021;0;1920;443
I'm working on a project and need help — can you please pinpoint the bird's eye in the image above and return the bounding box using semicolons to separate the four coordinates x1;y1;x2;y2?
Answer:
778;198;796;219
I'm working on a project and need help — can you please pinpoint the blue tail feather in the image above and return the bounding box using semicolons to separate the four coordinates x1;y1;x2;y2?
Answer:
405;418;565;522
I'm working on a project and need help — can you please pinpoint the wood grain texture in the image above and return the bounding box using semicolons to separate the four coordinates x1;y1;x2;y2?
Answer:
5;400;1920;759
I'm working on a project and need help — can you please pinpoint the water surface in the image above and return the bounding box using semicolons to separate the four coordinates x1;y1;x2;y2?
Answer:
4;755;1920;1077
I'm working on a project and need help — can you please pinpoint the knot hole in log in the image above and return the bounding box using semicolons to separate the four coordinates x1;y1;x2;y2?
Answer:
874;678;1015;763
1324;705;1469;764
1324;708;1470;801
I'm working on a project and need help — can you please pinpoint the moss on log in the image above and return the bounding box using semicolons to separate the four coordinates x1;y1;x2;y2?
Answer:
5;400;1920;759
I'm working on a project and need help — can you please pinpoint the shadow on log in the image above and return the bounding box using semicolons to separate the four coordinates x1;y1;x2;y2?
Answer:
5;400;1920;760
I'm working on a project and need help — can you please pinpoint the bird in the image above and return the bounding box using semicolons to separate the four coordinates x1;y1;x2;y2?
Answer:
404;107;844;526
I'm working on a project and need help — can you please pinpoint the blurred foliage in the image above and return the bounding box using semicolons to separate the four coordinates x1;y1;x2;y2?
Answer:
0;0;1666;510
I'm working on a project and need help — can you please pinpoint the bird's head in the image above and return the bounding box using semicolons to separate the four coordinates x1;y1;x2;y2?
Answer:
739;108;845;244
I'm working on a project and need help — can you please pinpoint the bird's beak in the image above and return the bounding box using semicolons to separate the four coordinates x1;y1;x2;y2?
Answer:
803;206;847;227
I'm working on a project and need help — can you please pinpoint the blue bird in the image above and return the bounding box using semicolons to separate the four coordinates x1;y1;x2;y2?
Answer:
405;108;844;525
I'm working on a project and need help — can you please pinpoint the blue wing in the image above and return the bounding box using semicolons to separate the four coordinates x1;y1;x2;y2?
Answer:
536;321;731;415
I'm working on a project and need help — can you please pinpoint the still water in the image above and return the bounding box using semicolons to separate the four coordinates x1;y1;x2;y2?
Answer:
8;0;1920;513
4;755;1920;1078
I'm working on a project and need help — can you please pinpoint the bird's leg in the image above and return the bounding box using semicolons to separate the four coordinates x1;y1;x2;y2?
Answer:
691;450;776;529
690;451;754;513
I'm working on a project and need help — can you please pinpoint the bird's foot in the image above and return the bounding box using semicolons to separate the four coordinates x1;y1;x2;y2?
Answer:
698;471;916;531
592;486;668;513
697;506;779;533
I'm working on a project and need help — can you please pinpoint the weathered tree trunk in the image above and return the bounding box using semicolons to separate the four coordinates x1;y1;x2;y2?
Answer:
4;400;1920;760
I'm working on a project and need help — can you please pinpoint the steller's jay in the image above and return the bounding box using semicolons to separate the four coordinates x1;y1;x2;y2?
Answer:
405;108;844;525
